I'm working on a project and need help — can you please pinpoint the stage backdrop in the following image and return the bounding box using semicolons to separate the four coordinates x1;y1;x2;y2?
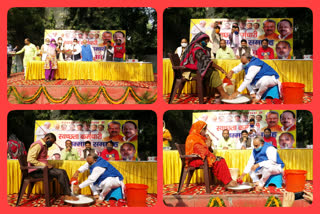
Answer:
34;120;138;159
193;110;297;148
44;30;126;60
190;18;293;58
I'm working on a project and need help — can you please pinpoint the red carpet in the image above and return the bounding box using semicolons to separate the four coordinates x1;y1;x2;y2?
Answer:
163;181;313;196
8;193;157;207
7;73;157;104
163;93;313;104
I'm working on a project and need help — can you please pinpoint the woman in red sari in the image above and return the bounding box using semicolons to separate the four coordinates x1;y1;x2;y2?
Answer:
185;121;238;187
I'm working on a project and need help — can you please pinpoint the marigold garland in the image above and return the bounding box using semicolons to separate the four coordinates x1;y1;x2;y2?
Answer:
207;197;226;207
265;196;282;207
7;86;157;104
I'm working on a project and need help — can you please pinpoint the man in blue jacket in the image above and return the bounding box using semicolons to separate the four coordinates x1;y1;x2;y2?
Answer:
238;136;284;192
227;53;281;103
72;154;124;202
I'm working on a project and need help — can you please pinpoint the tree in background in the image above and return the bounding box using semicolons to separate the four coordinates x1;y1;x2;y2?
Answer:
7;110;157;160
163;7;312;58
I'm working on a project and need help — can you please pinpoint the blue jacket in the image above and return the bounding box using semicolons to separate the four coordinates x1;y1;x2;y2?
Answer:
253;143;284;172
245;57;279;85
81;45;93;61
89;157;123;186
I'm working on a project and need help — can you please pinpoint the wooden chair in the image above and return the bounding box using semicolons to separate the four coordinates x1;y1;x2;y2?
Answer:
16;154;56;207
175;143;213;194
168;53;207;104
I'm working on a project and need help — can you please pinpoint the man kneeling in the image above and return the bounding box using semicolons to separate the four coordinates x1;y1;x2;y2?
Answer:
238;136;284;191
228;53;281;104
72;154;124;203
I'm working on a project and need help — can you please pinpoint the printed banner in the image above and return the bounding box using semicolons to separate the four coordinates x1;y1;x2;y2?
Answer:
193;110;297;149
34;120;138;160
44;30;126;60
190;18;293;58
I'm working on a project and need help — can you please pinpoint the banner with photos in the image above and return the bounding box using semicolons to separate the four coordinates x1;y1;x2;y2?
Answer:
44;29;126;60
193;110;297;148
190;18;293;58
34;120;138;159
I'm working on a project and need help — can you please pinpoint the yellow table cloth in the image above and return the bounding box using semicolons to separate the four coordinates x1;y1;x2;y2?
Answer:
163;149;313;185
7;160;157;194
26;61;154;81
163;59;313;94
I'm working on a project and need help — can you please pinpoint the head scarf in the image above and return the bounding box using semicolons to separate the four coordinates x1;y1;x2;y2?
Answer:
185;121;208;156
180;32;210;64
50;39;57;48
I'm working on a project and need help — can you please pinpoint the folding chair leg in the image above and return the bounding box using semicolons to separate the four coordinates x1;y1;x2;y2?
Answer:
43;179;51;207
169;78;182;104
203;165;211;193
186;169;195;187
27;182;35;197
178;168;188;193
177;80;187;99
16;181;29;207
197;78;204;104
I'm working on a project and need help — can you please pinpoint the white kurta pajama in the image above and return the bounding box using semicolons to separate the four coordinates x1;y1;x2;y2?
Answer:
78;162;124;200
232;63;281;100
244;145;284;187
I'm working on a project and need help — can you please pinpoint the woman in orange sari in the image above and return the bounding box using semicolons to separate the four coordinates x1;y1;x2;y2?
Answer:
185;121;238;187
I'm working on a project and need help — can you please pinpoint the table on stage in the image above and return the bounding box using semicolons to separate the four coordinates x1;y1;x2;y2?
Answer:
163;149;313;185
7;160;157;194
163;58;313;94
26;61;154;81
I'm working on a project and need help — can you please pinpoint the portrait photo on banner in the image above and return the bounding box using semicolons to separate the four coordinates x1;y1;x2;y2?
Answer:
7;7;157;105
163;8;312;105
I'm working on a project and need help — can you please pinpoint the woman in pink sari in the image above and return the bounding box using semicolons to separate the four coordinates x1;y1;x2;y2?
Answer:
44;39;58;81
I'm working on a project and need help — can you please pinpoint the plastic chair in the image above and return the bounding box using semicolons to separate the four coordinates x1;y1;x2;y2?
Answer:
265;174;283;188
175;143;213;193
16;154;56;207
168;53;208;104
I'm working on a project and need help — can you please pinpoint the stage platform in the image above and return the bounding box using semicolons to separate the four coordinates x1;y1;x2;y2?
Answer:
8;193;157;207
163;93;312;104
7;72;157;104
163;182;312;207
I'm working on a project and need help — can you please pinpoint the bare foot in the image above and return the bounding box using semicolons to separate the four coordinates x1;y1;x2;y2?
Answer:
252;98;260;104
253;181;260;186
220;94;231;100
255;186;263;192
226;180;238;187
96;199;104;203
65;195;79;201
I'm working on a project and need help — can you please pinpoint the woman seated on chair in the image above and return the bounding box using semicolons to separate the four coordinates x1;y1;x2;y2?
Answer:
180;32;231;100
185;121;238;187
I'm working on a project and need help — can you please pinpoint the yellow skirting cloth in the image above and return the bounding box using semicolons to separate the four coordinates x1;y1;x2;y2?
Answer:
7;160;157;194
26;61;154;81
163;59;313;94
163;149;313;185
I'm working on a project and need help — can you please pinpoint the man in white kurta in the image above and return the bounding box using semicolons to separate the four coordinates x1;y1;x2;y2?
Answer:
72;154;124;202
228;53;281;103
71;39;82;61
239;136;284;191
40;38;50;61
